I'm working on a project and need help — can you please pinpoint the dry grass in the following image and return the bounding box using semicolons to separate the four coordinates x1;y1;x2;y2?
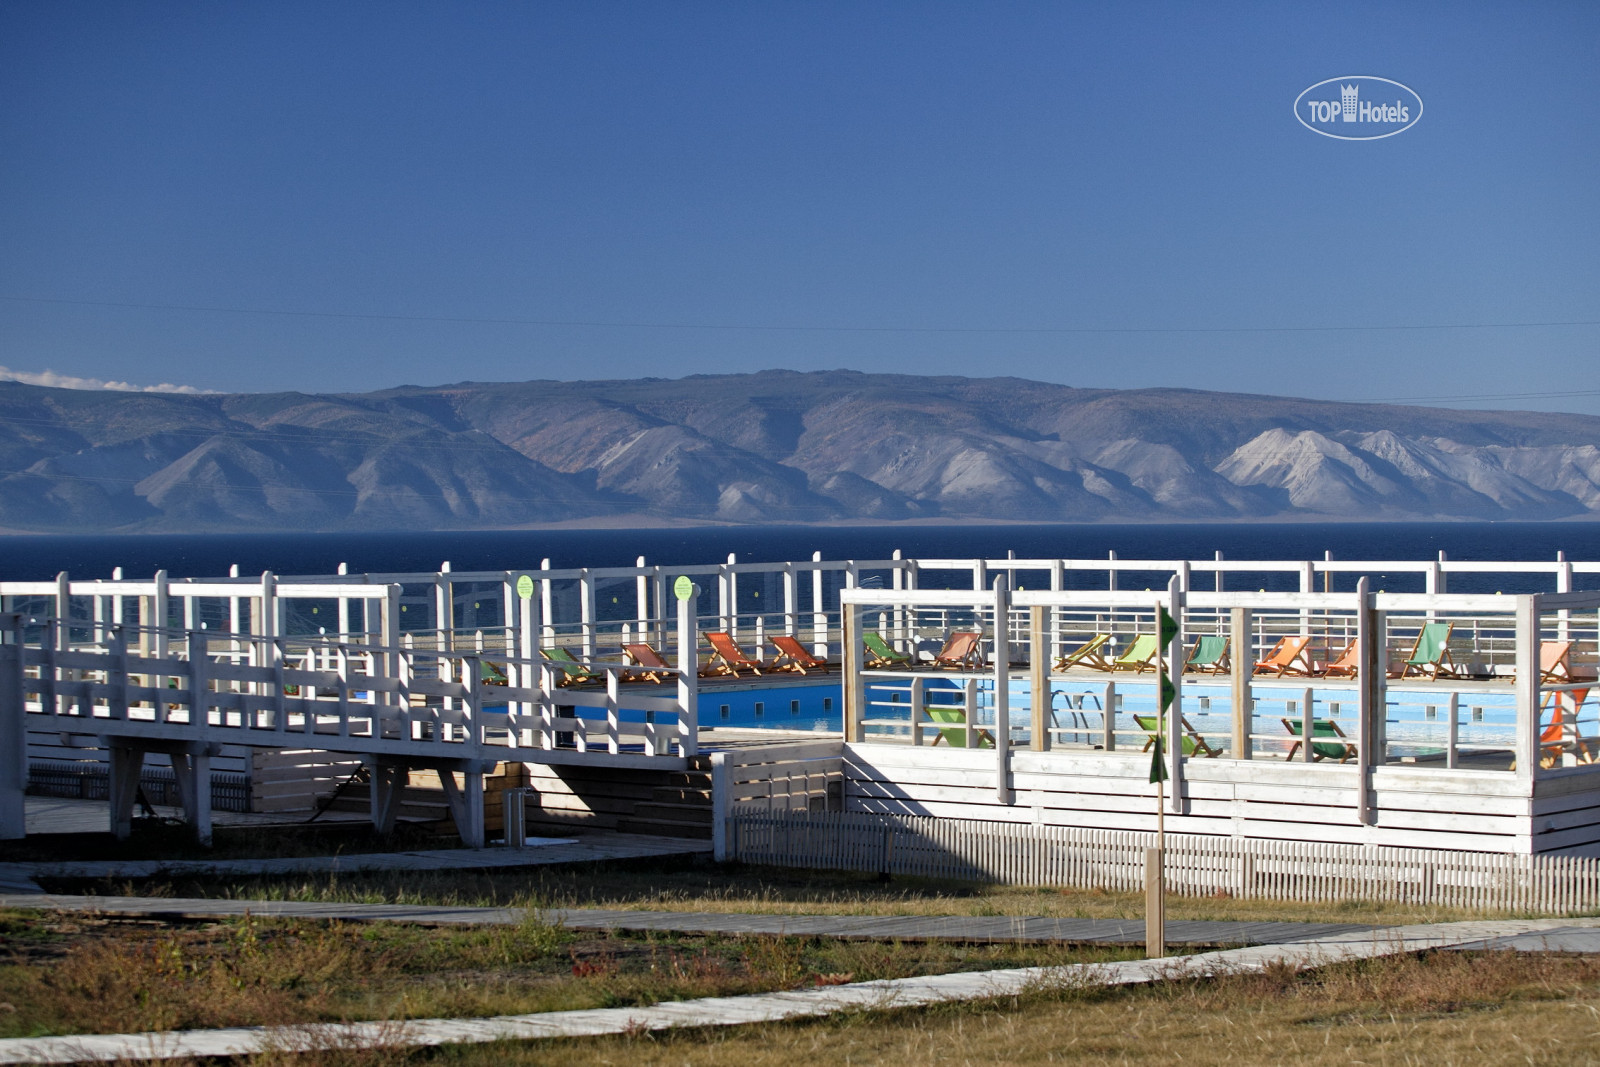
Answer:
24;949;1600;1066
417;950;1600;1066
0;908;1133;1039
108;854;1508;927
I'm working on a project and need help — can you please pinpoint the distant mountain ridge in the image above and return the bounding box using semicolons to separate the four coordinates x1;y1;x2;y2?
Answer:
1;369;1598;531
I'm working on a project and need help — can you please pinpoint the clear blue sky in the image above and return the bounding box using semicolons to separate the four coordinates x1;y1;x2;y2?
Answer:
2;1;1596;412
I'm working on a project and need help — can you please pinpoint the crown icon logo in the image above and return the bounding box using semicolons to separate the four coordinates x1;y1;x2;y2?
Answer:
1340;84;1359;122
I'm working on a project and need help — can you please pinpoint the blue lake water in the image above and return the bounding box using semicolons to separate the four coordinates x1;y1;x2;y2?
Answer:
3;522;1599;589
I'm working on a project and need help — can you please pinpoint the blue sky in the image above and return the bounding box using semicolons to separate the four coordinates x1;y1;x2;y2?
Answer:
2;1;1596;412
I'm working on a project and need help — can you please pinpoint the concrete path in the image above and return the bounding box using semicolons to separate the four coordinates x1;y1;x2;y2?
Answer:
0;833;709;889
0;892;1376;947
1;918;1592;1064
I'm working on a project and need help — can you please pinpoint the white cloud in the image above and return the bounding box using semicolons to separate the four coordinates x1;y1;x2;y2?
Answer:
0;365;211;394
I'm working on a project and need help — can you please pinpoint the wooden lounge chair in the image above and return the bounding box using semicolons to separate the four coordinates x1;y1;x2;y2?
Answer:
863;632;914;670
1184;635;1230;675
702;631;763;677
479;660;508;686
1282;717;1357;763
1053;634;1113;672
926;706;994;748
1133;713;1219;757
770;634;829;674
1320;640;1359;678
1540;687;1592;768
1401;622;1463;680
540;647;598;687
1109;634;1159;673
622;642;671;683
931;631;984;670
1540;641;1575;684
1253;635;1313;678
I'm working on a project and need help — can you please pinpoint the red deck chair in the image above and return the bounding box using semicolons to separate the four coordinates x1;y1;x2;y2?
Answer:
932;631;985;670
769;634;829;674
622;643;672;683
702;632;763;678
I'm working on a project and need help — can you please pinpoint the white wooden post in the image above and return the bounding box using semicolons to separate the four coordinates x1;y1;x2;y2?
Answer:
812;552;826;656
1355;577;1377;824
1166;574;1184;814
710;751;730;861
540;559;554;647
783;563;798;638
1102;680;1117;751
517;581;536;747
1446;691;1459;770
1514;595;1541;780
1030;604;1049;752
636;556;651;646
0;615;25;840
676;583;699;756
1231;607;1252;759
261;572;280;729
842;600;865;743
993;575;1012;804
55;571;70;652
435;563;451;653
579;567;595;660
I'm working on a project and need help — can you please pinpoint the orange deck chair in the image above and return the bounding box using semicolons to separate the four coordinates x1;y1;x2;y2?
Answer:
702;631;763;678
931;631;985;670
769;634;829;674
1253;635;1314;677
1540;687;1592;768
1320;640;1360;678
622;643;672;683
1540;641;1575;684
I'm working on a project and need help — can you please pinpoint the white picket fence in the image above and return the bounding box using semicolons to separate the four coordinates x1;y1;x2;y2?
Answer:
727;810;1600;915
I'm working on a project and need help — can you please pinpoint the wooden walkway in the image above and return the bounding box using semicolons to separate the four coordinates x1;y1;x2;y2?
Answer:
0;891;1373;947
1;917;1595;1064
0;834;710;886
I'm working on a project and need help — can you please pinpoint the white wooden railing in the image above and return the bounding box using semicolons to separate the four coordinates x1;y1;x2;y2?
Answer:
729;810;1600;915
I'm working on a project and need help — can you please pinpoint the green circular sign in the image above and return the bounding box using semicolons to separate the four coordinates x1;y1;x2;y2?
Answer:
516;575;535;600
673;575;695;601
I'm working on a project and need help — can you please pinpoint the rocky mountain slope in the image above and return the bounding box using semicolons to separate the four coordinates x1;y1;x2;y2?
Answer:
1;370;1597;531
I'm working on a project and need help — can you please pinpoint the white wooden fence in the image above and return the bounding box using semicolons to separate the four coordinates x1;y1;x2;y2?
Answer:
728;810;1600;915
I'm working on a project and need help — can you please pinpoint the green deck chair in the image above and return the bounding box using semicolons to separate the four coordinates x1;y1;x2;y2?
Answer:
540;646;598;687
480;659;509;686
1402;621;1462;680
1184;635;1230;675
1054;634;1113;672
1133;714;1219;757
925;706;995;748
863;631;914;669
1109;634;1159;673
1282;718;1357;763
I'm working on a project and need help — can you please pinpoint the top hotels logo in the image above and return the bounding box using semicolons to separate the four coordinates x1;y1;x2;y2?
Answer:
1295;76;1423;140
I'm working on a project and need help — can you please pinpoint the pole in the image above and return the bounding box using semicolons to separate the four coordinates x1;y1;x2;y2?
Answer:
1147;596;1173;959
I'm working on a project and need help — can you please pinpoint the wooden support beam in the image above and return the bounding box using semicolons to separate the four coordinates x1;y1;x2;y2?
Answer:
1029;605;1049;752
1355;577;1377;825
1230;607;1252;759
1515;595;1540;780
109;745;144;841
169;750;213;847
0;615;25;840
843;602;865;743
993;575;1013;804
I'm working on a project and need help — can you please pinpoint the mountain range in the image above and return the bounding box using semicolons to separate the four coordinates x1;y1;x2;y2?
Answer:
2;369;1598;532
